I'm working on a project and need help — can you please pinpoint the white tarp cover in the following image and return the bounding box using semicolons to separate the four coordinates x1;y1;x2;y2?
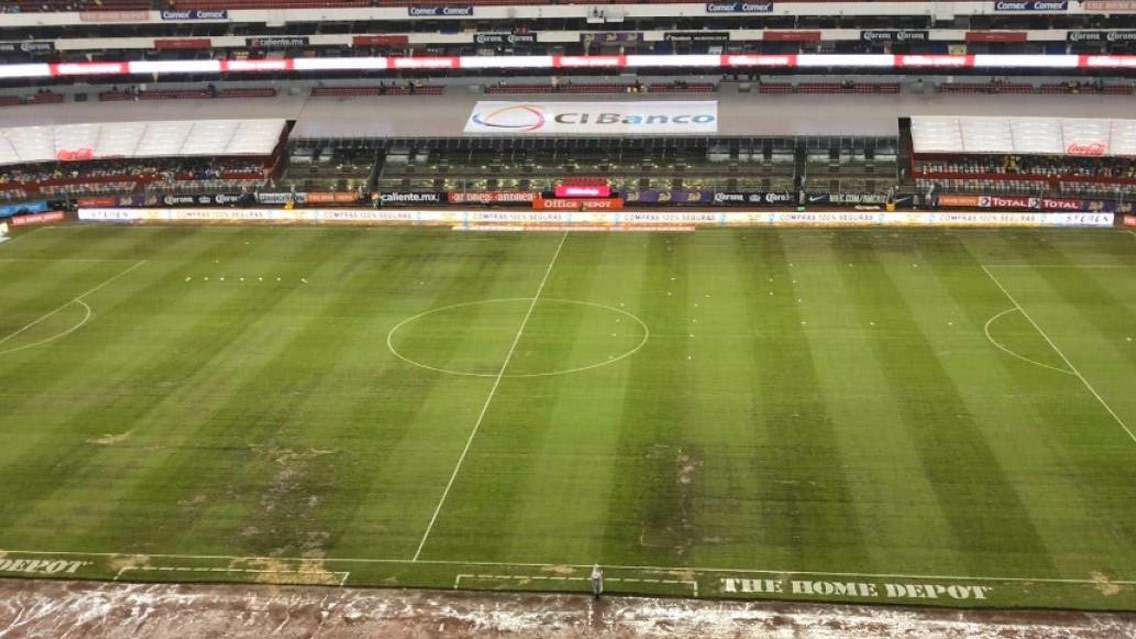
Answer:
912;116;1136;158
463;101;719;136
0;118;286;167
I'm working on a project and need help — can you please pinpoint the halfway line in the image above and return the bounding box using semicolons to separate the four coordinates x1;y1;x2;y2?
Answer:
0;259;147;349
980;265;1136;446
412;232;569;561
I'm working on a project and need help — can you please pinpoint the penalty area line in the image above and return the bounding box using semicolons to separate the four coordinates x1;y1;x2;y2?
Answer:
0;259;147;350
981;265;1136;447
411;231;569;561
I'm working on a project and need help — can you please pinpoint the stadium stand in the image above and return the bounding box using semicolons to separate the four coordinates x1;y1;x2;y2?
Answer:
910;115;1136;200
98;88;277;102
310;84;444;97
485;81;716;95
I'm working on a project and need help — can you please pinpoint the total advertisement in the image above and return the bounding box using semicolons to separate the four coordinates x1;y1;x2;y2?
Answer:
464;101;719;136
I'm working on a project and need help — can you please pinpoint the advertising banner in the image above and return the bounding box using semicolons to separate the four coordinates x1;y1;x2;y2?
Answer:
247;37;310;49
154;39;212;50
804;192;916;207
465;101;718;136
665;32;730;43
10;211;64;227
705;2;774;13
580;33;644;45
474;33;537;45
1067;31;1136;43
79;10;149;22
352;35;410;46
554;185;610;198
378;192;445;205
449;191;537;204
1124;214;1136;227
0;201;48;218
532;198;623;210
712;191;796;206
408;5;473;16
624;189;715;205
1085;0;1136;10
860;30;930;43
0;41;54;53
76;208;1115;228
159;192;247;207
937;194;982;207
303;191;362;204
993;0;1068;10
160;9;228;20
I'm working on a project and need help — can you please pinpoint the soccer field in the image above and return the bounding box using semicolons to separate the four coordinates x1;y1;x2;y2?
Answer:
1;224;1135;610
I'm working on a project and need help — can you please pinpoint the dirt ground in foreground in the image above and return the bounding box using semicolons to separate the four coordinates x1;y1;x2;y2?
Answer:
1;578;1134;639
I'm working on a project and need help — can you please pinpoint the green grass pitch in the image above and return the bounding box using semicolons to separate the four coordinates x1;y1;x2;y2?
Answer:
1;224;1135;610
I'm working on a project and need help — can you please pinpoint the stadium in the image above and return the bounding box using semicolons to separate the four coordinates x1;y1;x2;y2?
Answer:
1;0;1136;637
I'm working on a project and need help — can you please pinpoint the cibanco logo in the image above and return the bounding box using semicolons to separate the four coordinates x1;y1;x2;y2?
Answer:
471;104;547;131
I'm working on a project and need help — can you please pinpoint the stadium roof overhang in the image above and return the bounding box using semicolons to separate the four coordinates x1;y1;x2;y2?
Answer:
290;95;901;140
0;118;287;167
911;116;1136;158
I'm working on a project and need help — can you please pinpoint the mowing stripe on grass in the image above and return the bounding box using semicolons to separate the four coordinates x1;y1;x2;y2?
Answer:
0;231;340;545
832;232;1058;577
413;231;568;561
599;233;693;566
735;231;870;570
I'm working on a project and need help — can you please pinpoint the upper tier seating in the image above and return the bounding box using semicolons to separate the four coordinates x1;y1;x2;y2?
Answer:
759;82;899;95
98;87;276;101
309;84;444;96
485;81;716;95
1;0;148;13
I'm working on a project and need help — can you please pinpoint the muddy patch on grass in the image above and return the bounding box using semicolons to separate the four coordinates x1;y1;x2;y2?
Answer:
87;430;134;446
2;578;1135;639
1091;572;1122;596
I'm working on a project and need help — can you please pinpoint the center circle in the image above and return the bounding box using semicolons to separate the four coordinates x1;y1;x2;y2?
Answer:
386;298;649;378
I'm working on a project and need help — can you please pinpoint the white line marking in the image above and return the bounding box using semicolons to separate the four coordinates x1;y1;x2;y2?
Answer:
0;260;146;351
982;265;1136;446
387;297;649;378
7;548;1136;587
0;226;49;245
984;264;1136;268
983;308;1075;375
412;232;568;561
0;300;91;357
454;573;698;595
117;565;351;586
0;258;135;262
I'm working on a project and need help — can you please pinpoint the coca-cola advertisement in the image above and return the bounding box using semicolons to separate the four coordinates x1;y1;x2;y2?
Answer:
1065;141;1108;156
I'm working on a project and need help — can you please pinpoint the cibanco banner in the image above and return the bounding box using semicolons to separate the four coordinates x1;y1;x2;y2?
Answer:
464;101;719;136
